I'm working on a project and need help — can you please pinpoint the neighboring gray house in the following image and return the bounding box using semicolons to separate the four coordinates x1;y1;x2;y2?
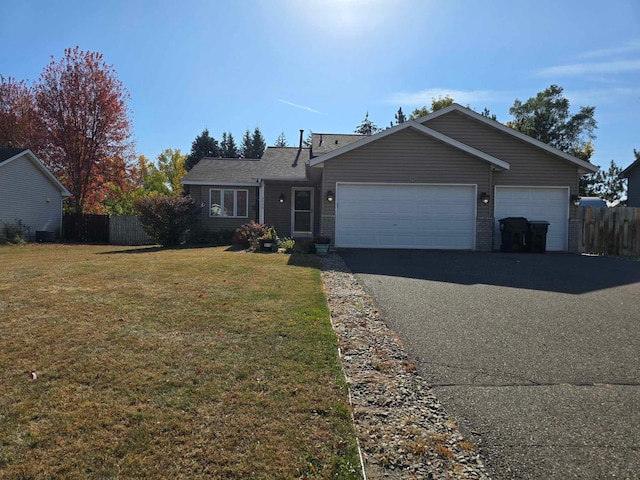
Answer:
621;158;640;207
0;148;71;240
182;104;598;252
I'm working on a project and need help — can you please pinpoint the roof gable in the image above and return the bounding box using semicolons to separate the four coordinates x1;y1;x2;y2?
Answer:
0;149;71;196
417;104;598;174
308;120;510;170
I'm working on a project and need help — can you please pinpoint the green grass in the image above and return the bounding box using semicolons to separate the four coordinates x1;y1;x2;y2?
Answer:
0;244;361;479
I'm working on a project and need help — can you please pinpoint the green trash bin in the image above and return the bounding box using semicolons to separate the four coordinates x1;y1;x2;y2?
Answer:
526;221;550;253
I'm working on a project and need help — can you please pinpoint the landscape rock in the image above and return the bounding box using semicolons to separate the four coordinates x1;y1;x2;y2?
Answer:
321;253;491;480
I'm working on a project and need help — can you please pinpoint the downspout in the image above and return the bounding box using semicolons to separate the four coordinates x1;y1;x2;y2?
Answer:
60;194;64;240
258;179;265;224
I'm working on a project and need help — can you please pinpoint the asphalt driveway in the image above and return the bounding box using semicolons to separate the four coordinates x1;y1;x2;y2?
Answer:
340;250;640;479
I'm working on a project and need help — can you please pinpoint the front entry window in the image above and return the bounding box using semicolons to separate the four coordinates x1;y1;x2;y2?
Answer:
293;189;313;233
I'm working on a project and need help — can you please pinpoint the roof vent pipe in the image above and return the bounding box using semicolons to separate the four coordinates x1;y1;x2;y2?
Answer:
299;129;304;150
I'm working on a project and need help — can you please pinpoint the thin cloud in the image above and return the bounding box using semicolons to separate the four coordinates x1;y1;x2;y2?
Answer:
277;99;321;114
536;59;640;77
564;87;640;105
579;39;640;59
385;88;507;106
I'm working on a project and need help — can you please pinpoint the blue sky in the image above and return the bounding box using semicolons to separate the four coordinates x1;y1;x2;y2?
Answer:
1;0;638;170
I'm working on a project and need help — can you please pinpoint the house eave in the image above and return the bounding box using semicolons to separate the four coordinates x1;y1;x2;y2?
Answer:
181;180;259;186
260;176;309;182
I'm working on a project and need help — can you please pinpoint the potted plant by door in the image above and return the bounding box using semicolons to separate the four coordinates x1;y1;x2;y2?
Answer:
313;235;331;255
258;227;277;252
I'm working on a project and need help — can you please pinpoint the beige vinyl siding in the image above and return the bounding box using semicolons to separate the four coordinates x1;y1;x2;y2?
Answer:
424;112;580;188
188;184;259;231
0;154;65;238
322;128;491;217
425;111;581;218
263;181;320;237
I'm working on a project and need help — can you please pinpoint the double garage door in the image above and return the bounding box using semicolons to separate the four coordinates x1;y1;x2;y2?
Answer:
335;184;569;251
335;184;476;249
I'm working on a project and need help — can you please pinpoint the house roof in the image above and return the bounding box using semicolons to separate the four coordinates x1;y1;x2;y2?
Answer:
0;148;71;196
308;120;511;170
417;104;599;174
181;147;310;185
311;133;365;156
0;147;28;163
620;158;640;178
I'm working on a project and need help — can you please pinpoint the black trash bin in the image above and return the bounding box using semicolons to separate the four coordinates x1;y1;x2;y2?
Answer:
526;221;550;253
499;217;529;252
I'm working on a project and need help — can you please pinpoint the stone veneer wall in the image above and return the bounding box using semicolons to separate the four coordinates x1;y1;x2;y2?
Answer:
476;217;494;252
320;215;336;247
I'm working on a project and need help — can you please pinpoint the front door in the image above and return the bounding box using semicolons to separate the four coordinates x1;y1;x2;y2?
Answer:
292;187;313;236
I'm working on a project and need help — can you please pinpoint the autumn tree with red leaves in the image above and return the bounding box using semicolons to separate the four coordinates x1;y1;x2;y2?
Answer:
0;76;40;148
34;47;134;213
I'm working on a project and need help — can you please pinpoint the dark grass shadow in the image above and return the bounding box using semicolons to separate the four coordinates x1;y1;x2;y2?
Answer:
96;243;240;255
339;249;640;295
286;253;321;269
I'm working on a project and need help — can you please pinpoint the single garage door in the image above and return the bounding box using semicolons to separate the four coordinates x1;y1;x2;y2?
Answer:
494;186;569;251
335;183;476;249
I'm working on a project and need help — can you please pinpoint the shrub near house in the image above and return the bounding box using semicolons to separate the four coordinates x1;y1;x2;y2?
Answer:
135;195;198;246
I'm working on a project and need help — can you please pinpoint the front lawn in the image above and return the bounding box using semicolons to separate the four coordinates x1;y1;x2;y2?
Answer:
0;244;361;479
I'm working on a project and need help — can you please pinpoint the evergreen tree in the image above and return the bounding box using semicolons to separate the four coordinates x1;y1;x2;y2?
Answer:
239;126;267;157
185;129;219;171
220;132;239;157
303;131;313;148
251;126;266;158
240;129;253;158
354;111;379;135
590;160;625;203
480;108;497;121
395;107;406;124
274;131;288;147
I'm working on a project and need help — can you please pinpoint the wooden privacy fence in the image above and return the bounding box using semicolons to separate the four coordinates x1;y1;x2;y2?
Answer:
579;206;640;257
63;214;110;243
63;214;155;245
110;215;154;246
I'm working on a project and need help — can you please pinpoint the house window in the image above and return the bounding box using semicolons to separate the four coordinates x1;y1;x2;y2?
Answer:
209;189;248;217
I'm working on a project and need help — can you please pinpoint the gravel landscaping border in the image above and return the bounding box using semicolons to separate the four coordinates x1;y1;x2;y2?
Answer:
320;253;491;480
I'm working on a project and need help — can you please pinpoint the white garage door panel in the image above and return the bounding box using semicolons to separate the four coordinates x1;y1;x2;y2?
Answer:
336;184;476;249
494;187;568;251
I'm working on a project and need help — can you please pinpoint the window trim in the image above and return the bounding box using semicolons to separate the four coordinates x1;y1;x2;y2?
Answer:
209;188;249;218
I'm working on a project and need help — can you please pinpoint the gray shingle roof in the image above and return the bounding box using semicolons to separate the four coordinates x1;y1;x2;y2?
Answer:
311;133;365;156
0;148;28;164
182;147;310;184
621;158;640;177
